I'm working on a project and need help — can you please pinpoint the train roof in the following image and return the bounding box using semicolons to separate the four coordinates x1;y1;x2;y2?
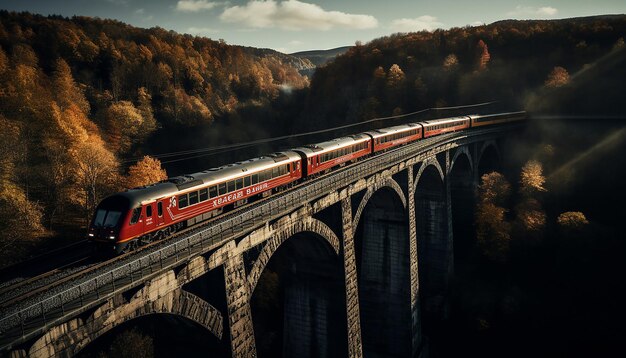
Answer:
364;123;422;139
104;151;301;208
291;134;370;156
188;151;301;185
468;111;527;120
419;116;470;126
104;181;180;208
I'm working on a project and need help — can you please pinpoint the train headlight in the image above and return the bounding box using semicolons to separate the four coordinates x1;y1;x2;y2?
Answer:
88;233;94;237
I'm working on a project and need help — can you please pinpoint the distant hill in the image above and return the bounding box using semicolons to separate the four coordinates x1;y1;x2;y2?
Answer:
291;46;351;66
249;47;316;72
290;46;351;76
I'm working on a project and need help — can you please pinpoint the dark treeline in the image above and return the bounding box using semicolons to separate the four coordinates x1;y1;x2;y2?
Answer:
300;16;626;130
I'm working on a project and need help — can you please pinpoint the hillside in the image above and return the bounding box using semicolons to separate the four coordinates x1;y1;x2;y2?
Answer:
0;10;311;263
298;15;626;131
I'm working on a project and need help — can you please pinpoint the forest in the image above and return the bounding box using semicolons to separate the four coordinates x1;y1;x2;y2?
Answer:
0;11;310;264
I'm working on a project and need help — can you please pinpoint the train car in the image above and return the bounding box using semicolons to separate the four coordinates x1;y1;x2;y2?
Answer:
365;123;423;153
420;116;470;138
468;111;527;128
88;151;302;253
292;134;371;177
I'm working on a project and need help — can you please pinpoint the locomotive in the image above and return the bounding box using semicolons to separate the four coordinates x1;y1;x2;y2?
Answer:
88;111;526;253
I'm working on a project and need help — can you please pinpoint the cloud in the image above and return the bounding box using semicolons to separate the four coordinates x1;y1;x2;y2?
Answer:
507;5;558;18
288;40;303;46
186;27;221;35
471;21;485;26
390;15;443;32
220;0;378;31
135;8;145;15
176;0;221;12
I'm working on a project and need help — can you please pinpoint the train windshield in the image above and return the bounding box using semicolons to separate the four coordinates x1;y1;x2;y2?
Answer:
93;209;122;228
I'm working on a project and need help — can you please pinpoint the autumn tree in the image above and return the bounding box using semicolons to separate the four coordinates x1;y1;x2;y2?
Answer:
476;40;490;71
544;66;570;88
520;160;546;195
126;156;168;189
475;172;512;262
104;100;144;154
386;64;405;113
557;211;589;231
0;183;45;265
386;64;405;88
52;58;90;114
516;160;547;233
74;139;119;221
136;87;158;138
443;54;459;71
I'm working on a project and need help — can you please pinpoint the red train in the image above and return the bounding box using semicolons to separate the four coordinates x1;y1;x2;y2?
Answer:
88;111;526;253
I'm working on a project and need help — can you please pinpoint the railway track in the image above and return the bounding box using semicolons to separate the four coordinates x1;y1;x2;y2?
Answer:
0;256;93;309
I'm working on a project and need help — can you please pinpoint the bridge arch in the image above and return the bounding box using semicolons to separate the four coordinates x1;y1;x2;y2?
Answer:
477;140;501;176
450;146;474;175
413;158;449;325
449;148;476;269
29;284;223;357
413;158;445;195
353;177;406;231
247;217;346;358
353;178;411;357
247;217;340;294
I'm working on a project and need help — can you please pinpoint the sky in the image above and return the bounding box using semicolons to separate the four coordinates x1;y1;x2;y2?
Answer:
1;0;625;53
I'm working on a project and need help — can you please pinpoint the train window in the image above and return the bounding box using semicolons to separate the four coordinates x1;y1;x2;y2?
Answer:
252;174;259;185
244;176;251;187
146;205;152;217
218;183;226;195
209;186;217;198
179;194;188;209
104;211;121;227
200;188;208;201
130;207;142;224
272;167;278;178
227;181;235;192
94;210;107;226
236;178;243;189
157;202;163;217
189;191;199;205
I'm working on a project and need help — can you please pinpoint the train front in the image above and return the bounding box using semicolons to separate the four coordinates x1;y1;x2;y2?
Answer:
87;194;131;254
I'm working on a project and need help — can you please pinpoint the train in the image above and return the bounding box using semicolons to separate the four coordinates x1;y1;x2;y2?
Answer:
88;111;526;253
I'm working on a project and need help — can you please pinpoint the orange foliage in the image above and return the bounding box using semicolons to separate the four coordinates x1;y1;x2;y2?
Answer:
544;66;570;88
126;156;168;189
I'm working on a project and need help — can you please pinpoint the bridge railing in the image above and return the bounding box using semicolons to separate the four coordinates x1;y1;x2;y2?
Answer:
0;126;510;351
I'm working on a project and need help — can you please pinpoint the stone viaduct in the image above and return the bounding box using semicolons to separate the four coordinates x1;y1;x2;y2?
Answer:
3;128;511;358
